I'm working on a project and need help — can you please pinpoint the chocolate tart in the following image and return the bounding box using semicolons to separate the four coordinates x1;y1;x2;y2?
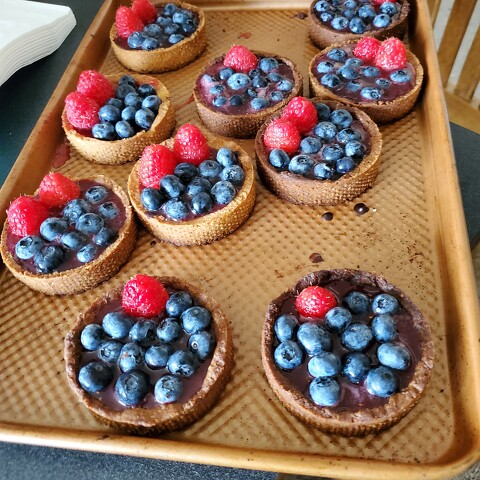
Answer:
127;131;256;246
193;51;303;139
262;269;434;436
62;74;175;165
0;175;136;296
309;43;424;123
308;0;409;50
255;98;382;206
64;276;234;434
110;0;206;74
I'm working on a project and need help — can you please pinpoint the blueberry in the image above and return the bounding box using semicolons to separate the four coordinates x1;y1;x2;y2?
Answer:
320;11;334;22
277;79;293;92
358;4;376;20
342;352;370;384
361;86;383;100
365;366;398;397
98;105;121;123
154;375;183;403
76;213;104;235
373;13;391;28
343;8;356;19
102;311;134;339
372;314;397;342
145;344;174;369
191;192;213;214
119;342;145;372
344;0;357;10
313;162;335;180
115;370;150;406
116;83;136;100
259;57;279;73
79;361;113;393
172;10;191;24
331;16;348;31
221;165;244;185
252;76;268;88
181;306;211;333
81;324;105;351
274;314;297;342
362;66;381;78
337;65;360;80
314;0;331;12
346;58;363;68
115;120;135;139
346;80;362;92
164;198;189;220
189;331;216;360
227;73;251;90
129;320;157;347
274;341;304;370
210;84;226;95
314;121;337;140
135;108;156;129
107;97;124;109
390;69;411;83
85;185;108;203
123;92;142;108
321;73;341;88
142;95;161;111
199;160;222;179
344;140;365;159
341;323;373;352
344;291;370;313
250;97;269;110
165;23;180;35
337;127;361;144
348;17;366;34
144;23;162;37
322;144;344;162
34;245;65;273
376;78;392;89
219;67;234;80
308;351;341;377
297;323;332;355
157;15;173;26
163;3;178;15
166;291;193;317
119;74;136;87
61;231;87;250
336;157;356;174
77;244;97;263
269;149;290;169
309;377;340;406
249;68;261;78
141;187;165;211
269;91;284;102
186;176;212;196
97;202;118;220
142;37;160;50
247;88;258;98
15;236;43;260
213;96;227;107
160;175;185;198
372;293;399;314
325;307;352;332
157;318;182;343
315;102;331;121
380;2;398;15
121;106;137;123
377;343;411;370
268;72;282;82
201;74;216;84
287;155;314;175
229;95;243;106
40;217;68;241
138;83;155;97
167;350;199;377
300;137;322;154
330;109;353;129
211;181;236;204
128;31;147;49
97;340;122;365
174;163;198;183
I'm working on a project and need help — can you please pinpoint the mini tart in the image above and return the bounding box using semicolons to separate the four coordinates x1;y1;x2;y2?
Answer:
64;276;234;434
110;0;207;73
309;43;424;123
193;51;304;139
261;269;434;436
62;74;175;165
255;99;382;206
128;132;256;246
308;0;409;50
0;175;136;296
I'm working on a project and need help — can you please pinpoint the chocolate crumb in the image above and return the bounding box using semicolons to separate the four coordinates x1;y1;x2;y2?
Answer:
354;203;369;215
150;240;156;246
322;212;334;221
294;12;308;19
309;253;324;263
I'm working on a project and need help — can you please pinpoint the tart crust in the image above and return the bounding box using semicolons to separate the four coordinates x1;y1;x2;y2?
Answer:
309;44;424;123
127;131;256;246
193;51;304;139
261;269;435;436
109;0;207;74
0;175;137;296
62;74;175;165
64;276;234;435
255;99;382;206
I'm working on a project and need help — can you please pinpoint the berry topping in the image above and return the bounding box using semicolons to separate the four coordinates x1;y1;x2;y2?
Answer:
173;124;211;166
138;144;178;188
38;173;81;207
64;92;100;130
295;286;338;319
281;97;318;134
76;70;115;106
353;37;381;61
374;37;407;71
372;0;391;4
7;196;50;236
224;45;258;73
131;0;157;24
122;274;170;318
263;119;301;154
115;6;144;39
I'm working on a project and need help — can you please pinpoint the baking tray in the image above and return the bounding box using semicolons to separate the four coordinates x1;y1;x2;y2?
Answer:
0;0;479;478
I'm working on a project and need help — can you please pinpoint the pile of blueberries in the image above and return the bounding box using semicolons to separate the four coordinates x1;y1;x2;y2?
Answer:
269;103;368;180
78;290;216;407
15;185;120;274
92;75;162;141
127;3;198;51
141;147;245;221
202;57;294;111
273;290;413;407
313;0;401;34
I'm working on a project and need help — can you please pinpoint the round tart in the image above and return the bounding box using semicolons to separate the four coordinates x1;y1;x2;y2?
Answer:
110;0;206;73
262;269;434;436
309;38;423;123
193;46;303;138
308;0;409;50
64;274;233;434
255;97;382;206
0;174;136;296
62;72;175;165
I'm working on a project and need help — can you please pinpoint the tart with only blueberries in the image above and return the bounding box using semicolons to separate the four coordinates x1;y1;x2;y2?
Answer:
62;70;175;165
308;0;409;50
262;269;434;436
110;0;206;73
0;173;136;296
64;274;233;434
127;123;256;246
309;37;423;123
193;45;303;138
255;96;382;206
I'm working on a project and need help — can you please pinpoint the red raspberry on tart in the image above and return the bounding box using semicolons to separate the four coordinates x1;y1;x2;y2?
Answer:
39;173;81;207
173;124;210;166
123;274;170;318
295;286;338;319
138;144;178;188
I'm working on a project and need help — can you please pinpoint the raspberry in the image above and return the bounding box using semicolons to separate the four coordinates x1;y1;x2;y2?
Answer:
374;38;407;71
295;286;338;319
372;0;390;4
138;144;178;188
7;196;50;236
224;45;258;73
132;0;157;24
76;70;115;106
65;92;100;131
39;173;81;207
122;274;169;318
263;119;301;154
173;124;211;166
353;37;381;62
115;6;144;39
281;97;318;134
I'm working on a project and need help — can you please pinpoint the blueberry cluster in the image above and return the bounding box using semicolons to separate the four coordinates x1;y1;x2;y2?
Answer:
273;290;413;407
127;3;198;51
78;290;216;407
92;75;161;141
269;103;368;180
141;148;245;221
313;0;401;34
15;185;120;274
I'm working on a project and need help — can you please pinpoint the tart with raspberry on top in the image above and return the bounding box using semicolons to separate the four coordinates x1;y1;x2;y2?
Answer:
309;37;423;123
194;45;303;138
65;274;233;434
0;173;136;295
127;123;256;245
62;70;175;165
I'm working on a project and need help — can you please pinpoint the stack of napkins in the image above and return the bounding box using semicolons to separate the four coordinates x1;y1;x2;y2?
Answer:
0;0;76;87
